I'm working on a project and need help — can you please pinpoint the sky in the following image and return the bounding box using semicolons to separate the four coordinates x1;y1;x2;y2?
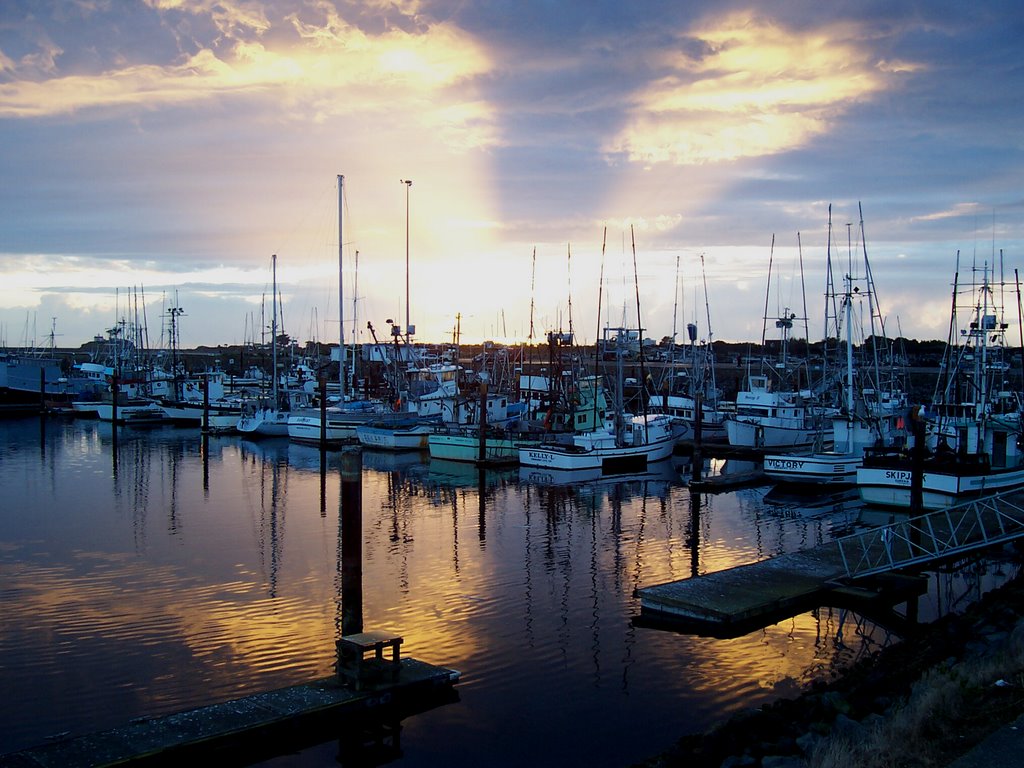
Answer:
2;0;1023;351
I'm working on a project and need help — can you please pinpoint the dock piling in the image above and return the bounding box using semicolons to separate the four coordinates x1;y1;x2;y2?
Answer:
341;447;363;637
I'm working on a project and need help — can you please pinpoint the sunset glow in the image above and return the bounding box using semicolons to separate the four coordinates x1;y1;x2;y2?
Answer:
0;2;1021;347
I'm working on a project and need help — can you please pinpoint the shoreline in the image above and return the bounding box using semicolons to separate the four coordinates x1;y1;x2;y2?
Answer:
635;550;1024;768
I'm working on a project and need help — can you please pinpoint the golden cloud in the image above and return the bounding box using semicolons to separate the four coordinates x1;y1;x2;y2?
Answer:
607;12;914;165
0;3;495;148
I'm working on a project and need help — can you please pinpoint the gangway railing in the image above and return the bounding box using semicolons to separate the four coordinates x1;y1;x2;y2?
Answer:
836;491;1024;579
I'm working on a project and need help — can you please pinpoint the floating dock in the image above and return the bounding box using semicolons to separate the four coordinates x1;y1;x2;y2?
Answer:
0;658;459;768
635;542;927;637
637;491;1024;637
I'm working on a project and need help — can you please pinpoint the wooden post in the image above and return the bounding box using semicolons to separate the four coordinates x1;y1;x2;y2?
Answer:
692;392;703;482
319;376;328;450
201;431;210;493
111;374;119;463
910;407;925;516
39;367;46;414
111;375;119;427
477;379;488;464
201;376;210;434
340;448;363;637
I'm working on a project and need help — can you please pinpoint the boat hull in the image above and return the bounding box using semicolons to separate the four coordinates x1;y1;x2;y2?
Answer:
95;402;166;424
236;410;290;437
428;432;540;464
518;434;675;472
856;464;1024;510
725;417;831;450
763;452;860;485
288;405;395;445
356;424;432;451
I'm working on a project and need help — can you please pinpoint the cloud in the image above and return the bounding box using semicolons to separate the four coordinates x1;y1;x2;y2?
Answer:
143;0;272;36
0;1;496;151
912;202;986;222
606;12;913;165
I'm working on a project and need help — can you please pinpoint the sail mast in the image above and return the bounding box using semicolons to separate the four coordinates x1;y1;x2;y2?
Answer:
271;253;279;406
338;174;346;402
631;225;649;441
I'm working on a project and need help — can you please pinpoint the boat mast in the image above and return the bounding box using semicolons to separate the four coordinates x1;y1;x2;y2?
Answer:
338;174;346;402
760;235;775;372
700;252;717;403
631;225;649;441
352;249;359;394
843;224;854;416
271;253;279;408
401;179;412;345
592;228;607;429
668;253;680;392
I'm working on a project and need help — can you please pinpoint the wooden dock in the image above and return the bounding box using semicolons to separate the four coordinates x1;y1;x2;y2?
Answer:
0;658;459;768
635;541;926;638
637;491;1024;637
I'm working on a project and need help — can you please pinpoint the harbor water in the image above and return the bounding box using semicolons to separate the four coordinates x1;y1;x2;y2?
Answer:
0;416;1014;767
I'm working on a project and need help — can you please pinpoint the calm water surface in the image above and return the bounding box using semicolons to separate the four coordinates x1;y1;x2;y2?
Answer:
0;416;1011;766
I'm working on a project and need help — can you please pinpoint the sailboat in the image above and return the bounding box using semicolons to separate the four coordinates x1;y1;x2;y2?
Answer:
765;205;908;485
857;252;1024;509
237;254;293;437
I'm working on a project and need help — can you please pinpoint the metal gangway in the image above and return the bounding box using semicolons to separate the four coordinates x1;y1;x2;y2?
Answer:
836;490;1024;579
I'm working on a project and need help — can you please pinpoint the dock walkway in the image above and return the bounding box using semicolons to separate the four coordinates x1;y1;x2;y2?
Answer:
0;658;459;768
637;490;1024;635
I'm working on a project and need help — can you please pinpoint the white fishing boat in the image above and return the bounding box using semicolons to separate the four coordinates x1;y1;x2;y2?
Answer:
288;400;390;445
520;232;679;474
159;397;245;433
857;406;1024;510
857;255;1024;509
94;398;166;424
237;398;291;437
518;412;676;472
355;421;433;451
725;235;837;451
765;204;909;485
426;373;603;464
724;373;834;450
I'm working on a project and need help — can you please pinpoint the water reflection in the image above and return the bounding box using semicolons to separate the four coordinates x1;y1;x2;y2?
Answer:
0;416;1015;767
